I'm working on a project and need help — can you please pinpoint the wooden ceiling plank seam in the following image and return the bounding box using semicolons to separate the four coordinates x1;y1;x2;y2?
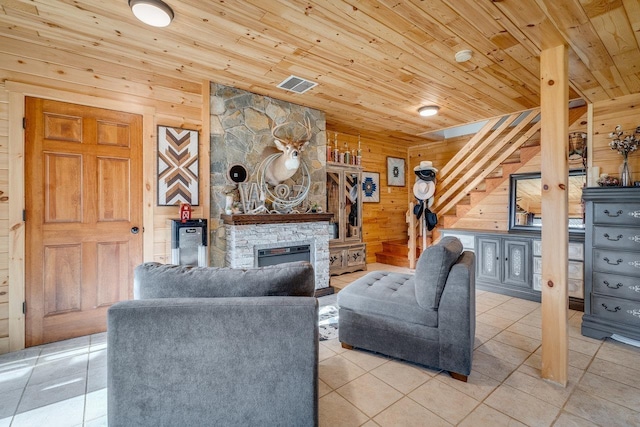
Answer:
534;0;631;94
369;0;543;101
0;37;203;95
282;0;537;115
0;52;202;107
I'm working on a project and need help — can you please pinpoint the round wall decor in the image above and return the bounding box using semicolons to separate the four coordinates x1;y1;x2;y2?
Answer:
228;164;248;183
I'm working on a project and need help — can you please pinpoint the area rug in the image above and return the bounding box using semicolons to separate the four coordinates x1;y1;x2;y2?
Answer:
318;304;339;341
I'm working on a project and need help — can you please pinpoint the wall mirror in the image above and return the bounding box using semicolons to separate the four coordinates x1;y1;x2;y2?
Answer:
509;169;586;232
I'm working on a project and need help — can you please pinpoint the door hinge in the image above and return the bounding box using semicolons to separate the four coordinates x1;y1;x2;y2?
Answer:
22;209;26;222
22;301;26;314
22;117;26;129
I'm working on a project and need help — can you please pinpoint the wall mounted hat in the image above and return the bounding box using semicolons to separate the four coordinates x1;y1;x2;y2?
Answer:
413;180;436;201
129;0;174;27
413;160;438;173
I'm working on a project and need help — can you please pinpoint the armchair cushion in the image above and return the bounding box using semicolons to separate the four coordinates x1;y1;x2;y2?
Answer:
337;271;438;327
415;236;463;309
134;260;315;299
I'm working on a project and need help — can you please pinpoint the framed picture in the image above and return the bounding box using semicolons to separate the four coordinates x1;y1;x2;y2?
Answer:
157;125;199;206
387;157;406;187
362;172;380;203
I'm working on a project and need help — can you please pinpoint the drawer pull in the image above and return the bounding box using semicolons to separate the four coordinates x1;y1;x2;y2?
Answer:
603;257;623;265
604;209;623;217
604;281;623;289
601;304;621;313
603;233;623;241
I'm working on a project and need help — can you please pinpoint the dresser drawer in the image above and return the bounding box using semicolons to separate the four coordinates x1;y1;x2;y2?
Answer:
593;226;640;251
532;240;584;260
533;273;583;298
591;295;640;327
593;271;640;302
593;249;640;276
593;203;640;226
533;257;583;279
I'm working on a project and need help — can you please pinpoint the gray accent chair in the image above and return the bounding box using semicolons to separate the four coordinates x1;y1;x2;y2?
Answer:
107;261;318;427
338;237;475;381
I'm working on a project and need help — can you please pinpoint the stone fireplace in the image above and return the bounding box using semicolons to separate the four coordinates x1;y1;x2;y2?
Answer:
209;82;330;287
222;216;331;290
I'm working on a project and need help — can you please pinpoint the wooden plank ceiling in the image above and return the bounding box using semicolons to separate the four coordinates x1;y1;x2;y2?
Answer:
1;0;638;144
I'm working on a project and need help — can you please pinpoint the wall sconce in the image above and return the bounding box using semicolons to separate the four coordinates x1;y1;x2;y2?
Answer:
129;0;174;27
418;106;440;117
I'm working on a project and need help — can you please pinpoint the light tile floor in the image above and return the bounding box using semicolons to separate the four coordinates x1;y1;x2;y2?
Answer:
0;263;638;426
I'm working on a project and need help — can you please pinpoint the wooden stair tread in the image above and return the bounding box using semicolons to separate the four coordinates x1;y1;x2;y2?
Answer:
375;252;411;268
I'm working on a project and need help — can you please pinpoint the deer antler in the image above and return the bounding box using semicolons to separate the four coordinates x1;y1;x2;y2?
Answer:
271;117;312;146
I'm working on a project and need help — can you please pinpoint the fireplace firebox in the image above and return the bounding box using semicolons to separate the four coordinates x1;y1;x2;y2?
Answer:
257;245;311;267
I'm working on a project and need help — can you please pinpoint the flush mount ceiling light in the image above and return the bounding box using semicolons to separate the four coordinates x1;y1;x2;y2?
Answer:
129;0;174;27
418;106;440;117
455;49;473;63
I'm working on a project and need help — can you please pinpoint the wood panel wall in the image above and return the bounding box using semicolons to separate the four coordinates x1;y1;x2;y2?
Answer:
329;132;408;263
0;83;9;353
591;93;640;183
0;46;207;353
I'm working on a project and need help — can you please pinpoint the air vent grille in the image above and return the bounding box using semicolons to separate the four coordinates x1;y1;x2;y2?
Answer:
277;75;318;94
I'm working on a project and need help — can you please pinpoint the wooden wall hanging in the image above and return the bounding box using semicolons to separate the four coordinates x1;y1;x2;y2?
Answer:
157;125;199;206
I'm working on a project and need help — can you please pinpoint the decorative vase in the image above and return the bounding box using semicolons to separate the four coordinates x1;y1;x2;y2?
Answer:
620;156;632;187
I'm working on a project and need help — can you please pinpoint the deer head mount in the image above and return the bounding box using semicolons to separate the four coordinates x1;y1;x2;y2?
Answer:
264;117;312;186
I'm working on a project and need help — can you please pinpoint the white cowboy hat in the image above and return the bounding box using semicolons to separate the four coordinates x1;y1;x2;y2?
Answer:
413;160;438;173
413;180;436;200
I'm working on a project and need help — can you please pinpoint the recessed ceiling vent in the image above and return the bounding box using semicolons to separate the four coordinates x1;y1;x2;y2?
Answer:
277;75;318;94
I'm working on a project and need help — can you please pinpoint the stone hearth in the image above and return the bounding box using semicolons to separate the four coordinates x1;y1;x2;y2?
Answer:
224;220;330;290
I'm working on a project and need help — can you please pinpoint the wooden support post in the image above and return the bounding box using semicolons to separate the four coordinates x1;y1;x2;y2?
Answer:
540;44;569;386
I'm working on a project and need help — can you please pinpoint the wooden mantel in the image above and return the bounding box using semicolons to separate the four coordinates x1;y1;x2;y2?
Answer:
220;213;334;225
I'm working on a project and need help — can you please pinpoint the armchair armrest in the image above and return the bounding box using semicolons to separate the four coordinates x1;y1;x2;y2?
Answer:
437;251;476;376
108;297;318;427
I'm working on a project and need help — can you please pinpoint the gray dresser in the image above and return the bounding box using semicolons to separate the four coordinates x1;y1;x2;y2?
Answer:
582;187;640;341
440;228;585;310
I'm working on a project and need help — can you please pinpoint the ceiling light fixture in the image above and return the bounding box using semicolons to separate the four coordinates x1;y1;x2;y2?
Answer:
455;49;473;63
129;0;174;27
418;106;440;117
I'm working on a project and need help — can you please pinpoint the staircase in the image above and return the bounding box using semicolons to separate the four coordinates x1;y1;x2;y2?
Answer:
443;144;540;228
375;239;421;267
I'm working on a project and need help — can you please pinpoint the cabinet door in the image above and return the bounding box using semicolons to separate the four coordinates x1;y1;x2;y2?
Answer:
344;170;361;242
477;237;501;283
326;171;342;241
503;239;530;287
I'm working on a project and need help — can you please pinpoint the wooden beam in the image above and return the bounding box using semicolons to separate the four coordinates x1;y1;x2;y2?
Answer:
540;44;569;387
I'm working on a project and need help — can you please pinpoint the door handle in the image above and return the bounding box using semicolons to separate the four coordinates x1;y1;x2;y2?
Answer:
131;227;140;234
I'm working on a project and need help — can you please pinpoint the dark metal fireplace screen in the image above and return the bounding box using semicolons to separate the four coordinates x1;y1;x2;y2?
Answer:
257;245;311;267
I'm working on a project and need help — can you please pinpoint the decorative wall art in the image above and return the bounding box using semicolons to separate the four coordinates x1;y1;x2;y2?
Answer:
157;125;199;206
387;157;406;187
362;172;380;203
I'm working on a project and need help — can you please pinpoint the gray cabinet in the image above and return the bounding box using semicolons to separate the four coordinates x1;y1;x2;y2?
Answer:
582;188;640;341
441;228;584;308
476;235;532;299
326;163;366;275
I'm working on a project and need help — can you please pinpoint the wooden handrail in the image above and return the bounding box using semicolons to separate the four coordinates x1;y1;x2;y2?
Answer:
432;108;541;213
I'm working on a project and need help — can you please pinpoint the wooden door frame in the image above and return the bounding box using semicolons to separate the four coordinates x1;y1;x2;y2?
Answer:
6;82;155;352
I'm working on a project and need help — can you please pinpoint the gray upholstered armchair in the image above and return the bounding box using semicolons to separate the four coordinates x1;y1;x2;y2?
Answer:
338;237;475;381
107;261;318;427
